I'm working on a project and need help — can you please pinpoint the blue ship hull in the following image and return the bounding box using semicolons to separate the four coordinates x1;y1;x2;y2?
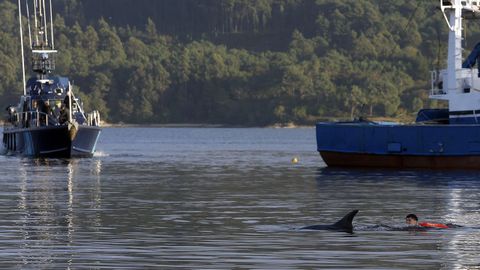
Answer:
316;121;480;169
3;125;101;158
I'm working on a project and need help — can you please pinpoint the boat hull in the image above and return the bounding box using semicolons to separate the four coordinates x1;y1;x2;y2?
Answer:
320;151;480;169
2;125;101;158
316;122;480;169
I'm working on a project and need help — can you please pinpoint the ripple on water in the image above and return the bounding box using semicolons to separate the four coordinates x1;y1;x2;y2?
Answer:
0;128;479;268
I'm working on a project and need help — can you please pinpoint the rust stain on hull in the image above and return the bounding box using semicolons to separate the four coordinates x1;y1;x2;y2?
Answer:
320;151;480;169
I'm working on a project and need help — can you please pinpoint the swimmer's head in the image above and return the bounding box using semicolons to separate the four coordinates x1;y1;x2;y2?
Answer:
405;214;418;226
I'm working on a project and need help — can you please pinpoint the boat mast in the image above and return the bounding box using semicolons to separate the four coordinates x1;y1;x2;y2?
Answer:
26;0;32;50
33;0;38;46
49;0;54;50
18;0;26;96
28;0;57;79
32;0;50;49
445;0;463;94
440;0;480;94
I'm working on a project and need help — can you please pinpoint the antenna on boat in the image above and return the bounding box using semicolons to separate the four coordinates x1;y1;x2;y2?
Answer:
26;0;32;49
33;0;38;46
29;0;57;78
18;0;27;96
42;0;48;45
49;0;54;49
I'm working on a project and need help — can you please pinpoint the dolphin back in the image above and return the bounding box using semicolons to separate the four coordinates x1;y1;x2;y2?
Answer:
331;210;359;232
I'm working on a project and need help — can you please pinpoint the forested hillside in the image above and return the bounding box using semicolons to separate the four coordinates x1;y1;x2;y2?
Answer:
1;0;478;125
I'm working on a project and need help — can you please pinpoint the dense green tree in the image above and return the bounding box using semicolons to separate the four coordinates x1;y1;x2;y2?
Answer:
0;0;460;125
97;18;126;69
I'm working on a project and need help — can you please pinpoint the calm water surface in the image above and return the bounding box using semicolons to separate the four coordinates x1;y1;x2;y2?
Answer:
1;127;480;269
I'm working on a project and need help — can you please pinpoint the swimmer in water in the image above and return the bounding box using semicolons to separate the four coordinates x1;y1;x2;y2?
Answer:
405;213;449;229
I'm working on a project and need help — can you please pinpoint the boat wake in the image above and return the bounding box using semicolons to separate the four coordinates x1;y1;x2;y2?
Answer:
355;224;465;232
93;151;110;158
354;225;410;231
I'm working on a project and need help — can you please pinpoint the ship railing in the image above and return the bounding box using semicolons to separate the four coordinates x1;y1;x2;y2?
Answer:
32;60;55;73
13;110;60;128
430;70;446;95
441;0;480;9
86;110;101;127
441;0;480;15
32;52;56;73
431;70;437;94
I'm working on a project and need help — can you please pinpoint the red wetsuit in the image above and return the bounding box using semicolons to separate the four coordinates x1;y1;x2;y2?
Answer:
419;222;449;229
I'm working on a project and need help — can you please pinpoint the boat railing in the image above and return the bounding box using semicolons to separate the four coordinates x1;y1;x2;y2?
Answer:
86;110;101;127
10;110;60;128
441;0;480;19
6;108;100;130
430;70;446;95
32;56;56;74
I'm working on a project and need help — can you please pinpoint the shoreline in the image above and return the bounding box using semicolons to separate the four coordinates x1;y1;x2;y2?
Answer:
0;120;314;129
101;122;315;128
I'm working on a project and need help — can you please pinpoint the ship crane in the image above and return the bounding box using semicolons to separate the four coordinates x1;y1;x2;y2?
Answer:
431;0;480;124
315;0;480;169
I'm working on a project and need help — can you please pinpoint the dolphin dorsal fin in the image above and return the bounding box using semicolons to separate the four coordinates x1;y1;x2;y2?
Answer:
332;210;359;231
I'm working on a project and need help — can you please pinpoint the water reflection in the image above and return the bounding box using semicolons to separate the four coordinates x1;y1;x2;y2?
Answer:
316;167;480;187
13;158;103;268
66;161;74;268
17;162;28;266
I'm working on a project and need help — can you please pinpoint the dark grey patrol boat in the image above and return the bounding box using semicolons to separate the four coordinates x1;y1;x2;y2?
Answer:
2;0;101;158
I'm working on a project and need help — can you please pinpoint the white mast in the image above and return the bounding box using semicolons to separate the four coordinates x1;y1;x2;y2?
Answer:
49;0;54;49
445;0;463;94
18;0;26;96
33;0;38;46
26;0;32;49
42;0;48;46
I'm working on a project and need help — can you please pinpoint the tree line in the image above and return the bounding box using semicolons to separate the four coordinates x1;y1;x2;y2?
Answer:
1;0;478;125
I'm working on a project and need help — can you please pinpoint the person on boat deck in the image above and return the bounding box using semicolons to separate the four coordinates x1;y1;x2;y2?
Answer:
52;100;62;118
38;99;50;126
59;96;71;124
405;214;449;229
